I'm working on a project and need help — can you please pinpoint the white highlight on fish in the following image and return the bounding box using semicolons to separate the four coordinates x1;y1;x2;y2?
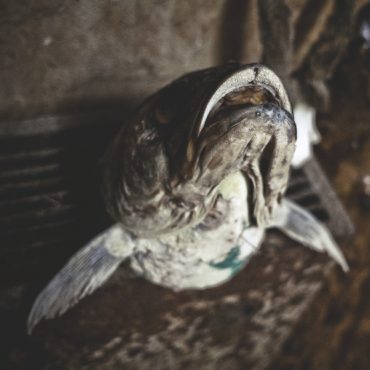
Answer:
292;103;321;168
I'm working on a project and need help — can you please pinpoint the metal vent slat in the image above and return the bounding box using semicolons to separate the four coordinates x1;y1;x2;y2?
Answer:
1;219;80;244
0;177;67;199
2;237;79;253
0;163;62;181
0;147;63;161
0;135;68;153
285;187;316;201
0;191;71;215
0;205;76;230
0;148;65;171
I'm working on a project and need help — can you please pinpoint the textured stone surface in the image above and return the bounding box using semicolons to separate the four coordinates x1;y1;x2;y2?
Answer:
2;233;331;370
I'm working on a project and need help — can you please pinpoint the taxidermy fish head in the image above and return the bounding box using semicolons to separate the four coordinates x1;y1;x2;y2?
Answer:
102;63;296;237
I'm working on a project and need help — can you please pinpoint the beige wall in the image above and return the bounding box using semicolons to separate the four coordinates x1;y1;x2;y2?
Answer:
0;0;234;119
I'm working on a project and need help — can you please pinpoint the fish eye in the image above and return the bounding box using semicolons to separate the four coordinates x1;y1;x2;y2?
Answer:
256;111;261;117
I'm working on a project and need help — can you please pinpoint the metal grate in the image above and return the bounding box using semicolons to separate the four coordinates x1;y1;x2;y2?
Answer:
0;113;122;286
287;160;354;237
0;114;354;287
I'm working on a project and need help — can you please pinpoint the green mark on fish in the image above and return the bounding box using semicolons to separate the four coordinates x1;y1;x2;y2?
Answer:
210;246;250;277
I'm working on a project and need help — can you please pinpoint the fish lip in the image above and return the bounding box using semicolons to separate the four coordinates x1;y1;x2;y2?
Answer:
190;63;292;138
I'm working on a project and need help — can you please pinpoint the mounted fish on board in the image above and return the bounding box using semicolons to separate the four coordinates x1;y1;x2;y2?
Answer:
28;63;348;334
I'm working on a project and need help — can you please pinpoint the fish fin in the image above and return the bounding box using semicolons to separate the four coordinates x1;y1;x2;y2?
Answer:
27;224;135;334
271;199;349;272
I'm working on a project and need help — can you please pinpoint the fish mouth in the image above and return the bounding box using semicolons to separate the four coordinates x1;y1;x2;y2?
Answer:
192;64;292;137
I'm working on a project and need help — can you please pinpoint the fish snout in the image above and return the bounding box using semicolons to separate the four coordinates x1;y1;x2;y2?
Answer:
260;103;290;122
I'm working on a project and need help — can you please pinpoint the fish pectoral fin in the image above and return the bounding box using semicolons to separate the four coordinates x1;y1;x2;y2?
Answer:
270;198;349;272
27;224;135;334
